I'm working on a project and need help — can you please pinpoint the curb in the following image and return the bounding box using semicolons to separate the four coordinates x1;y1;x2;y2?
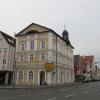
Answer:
0;82;82;89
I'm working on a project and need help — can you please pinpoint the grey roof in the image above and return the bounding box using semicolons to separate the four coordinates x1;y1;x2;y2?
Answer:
0;31;16;47
15;23;74;48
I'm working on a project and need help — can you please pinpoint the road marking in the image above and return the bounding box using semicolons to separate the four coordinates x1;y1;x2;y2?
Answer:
47;98;56;100
93;90;99;92
60;88;65;91
20;94;25;97
34;91;50;96
65;94;75;98
0;97;14;100
83;91;89;94
0;94;26;100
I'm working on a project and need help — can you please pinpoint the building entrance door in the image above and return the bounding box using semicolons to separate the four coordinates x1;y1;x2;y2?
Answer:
40;71;45;85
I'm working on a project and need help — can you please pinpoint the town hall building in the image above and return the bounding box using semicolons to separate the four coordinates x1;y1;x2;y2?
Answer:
15;23;74;85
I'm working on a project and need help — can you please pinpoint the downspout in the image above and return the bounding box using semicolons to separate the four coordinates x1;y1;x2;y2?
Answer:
56;35;58;84
12;41;16;88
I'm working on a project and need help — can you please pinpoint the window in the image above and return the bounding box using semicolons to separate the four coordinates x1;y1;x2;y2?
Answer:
20;44;25;51
2;59;6;64
30;54;33;62
29;71;33;80
40;52;46;61
18;71;23;80
30;41;34;49
19;55;24;62
4;48;7;53
0;48;1;53
40;41;45;49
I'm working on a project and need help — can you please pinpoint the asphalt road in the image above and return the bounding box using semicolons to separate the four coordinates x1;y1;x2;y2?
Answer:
0;81;100;100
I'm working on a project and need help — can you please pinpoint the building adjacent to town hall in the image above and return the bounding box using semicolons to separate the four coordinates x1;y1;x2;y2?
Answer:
0;31;16;84
74;55;97;82
15;23;74;86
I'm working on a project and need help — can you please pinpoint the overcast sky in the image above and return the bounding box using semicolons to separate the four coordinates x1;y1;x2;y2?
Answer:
0;0;100;61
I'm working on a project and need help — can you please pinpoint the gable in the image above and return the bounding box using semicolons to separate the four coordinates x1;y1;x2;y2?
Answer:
0;31;16;47
15;23;51;37
15;23;74;49
0;32;8;47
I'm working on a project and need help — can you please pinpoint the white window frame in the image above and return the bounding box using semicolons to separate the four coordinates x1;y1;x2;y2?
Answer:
30;54;33;62
4;48;7;53
2;59;6;64
40;41;45;49
18;70;24;81
20;44;25;51
30;41;34;50
40;52;46;61
19;54;24;62
0;48;1;53
28;71;33;81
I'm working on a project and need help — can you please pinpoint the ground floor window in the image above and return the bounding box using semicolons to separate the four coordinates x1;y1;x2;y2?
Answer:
18;71;23;80
29;71;33;80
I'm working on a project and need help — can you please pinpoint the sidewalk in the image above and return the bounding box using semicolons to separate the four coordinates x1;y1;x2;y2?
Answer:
0;82;82;89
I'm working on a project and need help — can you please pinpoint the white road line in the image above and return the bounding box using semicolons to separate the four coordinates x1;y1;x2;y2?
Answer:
0;94;26;100
83;91;89;94
60;88;65;91
34;92;49;96
20;94;25;97
65;94;75;98
0;97;14;100
47;98;56;100
93;90;99;92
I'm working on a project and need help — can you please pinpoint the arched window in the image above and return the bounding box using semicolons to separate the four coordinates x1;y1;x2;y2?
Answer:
29;71;33;80
18;71;23;80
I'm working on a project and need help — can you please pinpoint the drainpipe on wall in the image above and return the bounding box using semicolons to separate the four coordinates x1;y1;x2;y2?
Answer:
56;35;58;84
12;42;16;88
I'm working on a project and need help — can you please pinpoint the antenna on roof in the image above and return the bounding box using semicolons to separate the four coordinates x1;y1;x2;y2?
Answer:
64;25;66;30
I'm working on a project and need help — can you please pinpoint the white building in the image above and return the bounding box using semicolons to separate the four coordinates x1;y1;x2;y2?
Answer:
15;23;74;85
0;31;16;84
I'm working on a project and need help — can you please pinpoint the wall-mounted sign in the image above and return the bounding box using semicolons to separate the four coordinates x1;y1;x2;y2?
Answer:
45;63;54;72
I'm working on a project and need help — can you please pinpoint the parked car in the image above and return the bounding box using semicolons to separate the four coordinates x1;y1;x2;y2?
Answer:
82;73;91;82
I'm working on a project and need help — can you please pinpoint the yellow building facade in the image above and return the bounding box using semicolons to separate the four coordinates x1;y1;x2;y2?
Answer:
15;23;74;86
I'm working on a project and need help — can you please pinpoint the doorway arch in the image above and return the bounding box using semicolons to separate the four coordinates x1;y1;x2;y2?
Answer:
39;71;45;85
